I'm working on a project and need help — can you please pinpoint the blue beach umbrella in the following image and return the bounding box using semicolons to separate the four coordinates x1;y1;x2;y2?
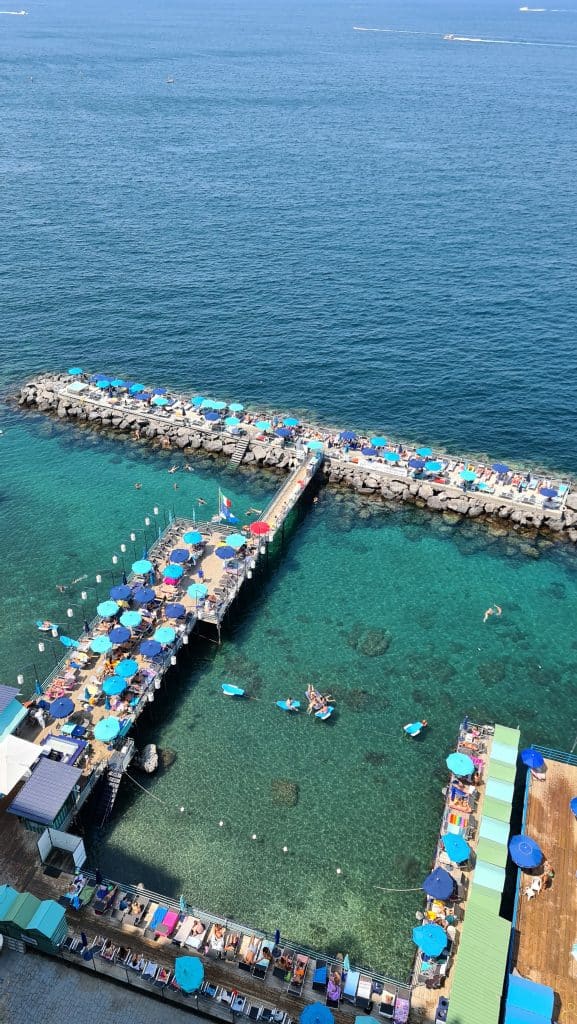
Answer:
165;603;186;619
409;457;425;470
300;1006;334;1024
169;549;189;563
139;639;162;658
59;635;79;649
570;797;577;817
109;626;131;644
225;416;241;427
94;716;121;742
133;586;156;605
153;388;167;396
460;469;477;482
225;533;247;549
201;399;218;409
425;461;443;472
204;410;220;421
134;391;152;401
520;749;545;770
228;402;244;413
96;379;111;389
307;440;324;451
370;436;387;448
361;447;378;458
110;378;125;388
67;367;83;375
102;676;126;697
97;600;119;618
152;395;169;406
163;564;184;580
384;451;401;462
275;427;291;438
90;373;108;382
215;545;236;560
255;420;271;431
540;487;558;499
183;530;203;545
283;417;299;427
154;626;176;645
212;400;227;411
116;658;139;678
492;463;510;475
129;383;145;393
174;956;204;994
187;583;208;600
446;752;475;777
109;585;131;601
509;835;543;869
416;447;433;458
132;559;153;575
412;924;447;958
90;635;113;654
422;867;455;900
120;610;142;627
339;431;357;442
441;833;471;864
50;697;75;719
191;395;205;406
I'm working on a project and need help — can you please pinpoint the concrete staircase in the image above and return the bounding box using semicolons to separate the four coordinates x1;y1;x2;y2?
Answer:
230;437;249;467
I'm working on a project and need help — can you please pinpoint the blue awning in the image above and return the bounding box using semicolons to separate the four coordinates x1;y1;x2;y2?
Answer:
0;685;21;716
8;758;81;825
506;974;554;1020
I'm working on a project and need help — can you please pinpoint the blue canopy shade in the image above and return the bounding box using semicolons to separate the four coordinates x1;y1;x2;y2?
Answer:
169;549;189;563
67;367;83;375
109;626;131;644
229;402;244;412
460;469;478;482
446;751;474;776
174;956;204;993
204;411;220;421
409;457;425;469
422;867;455;900
570;797;577;816
102;676;126;697
275;427;291;438
96;379;111;389
225;533;246;549
299;1005;334;1024
215;545;236;560
109;585;131;601
129;383;145;393
384;451;401;462
339;431;357;442
152;395;169;406
90;635;113;654
492;463;510;474
361;447;378;457
308;440;324;451
183;530;203;545
509;834;543;869
225;416;241;427
154;626;176;645
139;639;162;658
132;559;153;575
255;420;271;431
94;717;121;742
97;600;119;618
283;417;299;427
50;697;75;719
120;610;142;627
520;748;545;770
412;923;447;957
115;658;139;678
425;460;443;472
370;436;387;447
441;832;471;864
416;447;433;458
133;586;156;605
187;583;208;600
540;487;558;498
163;564;184;579
165;602;186;619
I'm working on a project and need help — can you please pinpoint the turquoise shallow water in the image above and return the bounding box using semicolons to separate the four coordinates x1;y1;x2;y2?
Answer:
2;0;577;981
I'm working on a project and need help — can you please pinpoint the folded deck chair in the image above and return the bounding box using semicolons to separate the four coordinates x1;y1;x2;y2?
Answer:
343;970;360;1002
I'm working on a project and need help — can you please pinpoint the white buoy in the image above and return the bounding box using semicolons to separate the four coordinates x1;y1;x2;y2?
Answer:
336;868;342;875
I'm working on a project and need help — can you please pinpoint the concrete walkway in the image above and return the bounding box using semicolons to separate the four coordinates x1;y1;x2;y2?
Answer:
0;946;199;1024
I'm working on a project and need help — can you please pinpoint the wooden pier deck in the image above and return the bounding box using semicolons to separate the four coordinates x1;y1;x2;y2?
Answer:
513;757;577;1024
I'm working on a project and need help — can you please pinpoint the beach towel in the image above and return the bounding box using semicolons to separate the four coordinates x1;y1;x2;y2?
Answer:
149;905;168;931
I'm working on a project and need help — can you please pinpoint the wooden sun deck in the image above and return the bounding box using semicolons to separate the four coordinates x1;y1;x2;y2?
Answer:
513;757;577;1024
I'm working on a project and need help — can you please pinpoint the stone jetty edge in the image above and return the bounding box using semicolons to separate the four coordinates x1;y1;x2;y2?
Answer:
13;373;577;544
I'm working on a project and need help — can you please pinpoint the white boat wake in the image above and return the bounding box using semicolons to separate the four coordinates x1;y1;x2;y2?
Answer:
0;9;27;13
353;25;577;47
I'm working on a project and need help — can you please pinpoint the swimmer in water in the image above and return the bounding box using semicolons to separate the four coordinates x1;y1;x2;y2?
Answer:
134;482;142;490
483;604;502;623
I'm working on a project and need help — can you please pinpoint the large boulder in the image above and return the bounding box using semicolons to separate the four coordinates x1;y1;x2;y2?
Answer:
565;491;577;512
446;497;471;514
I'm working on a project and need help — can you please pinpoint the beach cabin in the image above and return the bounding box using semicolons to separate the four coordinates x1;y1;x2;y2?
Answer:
24;899;68;953
0;684;27;742
0;891;41;940
0;885;19;931
7;758;82;833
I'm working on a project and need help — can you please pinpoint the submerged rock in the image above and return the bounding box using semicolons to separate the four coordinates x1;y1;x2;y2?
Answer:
271;778;299;807
346;625;392;657
364;751;387;767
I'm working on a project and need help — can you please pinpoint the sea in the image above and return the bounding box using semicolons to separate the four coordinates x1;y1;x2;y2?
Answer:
1;0;577;977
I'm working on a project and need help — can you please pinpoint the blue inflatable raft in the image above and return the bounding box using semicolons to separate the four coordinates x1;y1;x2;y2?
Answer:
315;706;334;721
221;684;245;697
276;700;300;712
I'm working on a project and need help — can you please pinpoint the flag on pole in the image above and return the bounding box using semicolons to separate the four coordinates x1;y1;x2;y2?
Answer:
219;489;239;524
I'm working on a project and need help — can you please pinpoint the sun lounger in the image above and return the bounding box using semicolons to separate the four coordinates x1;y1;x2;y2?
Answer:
143;960;159;981
127;952;146;971
247;1005;263;1020
356;975;372;1009
200;981;219;999
184;918;208;950
156;908;179;937
172;914;194;945
288;954;308;993
239;934;262;972
312;961;327;991
154;966;172;987
393;996;410;1023
93;884;117;915
378;990;396;1018
138;901;159;931
343;970;360;1003
99;939;117;961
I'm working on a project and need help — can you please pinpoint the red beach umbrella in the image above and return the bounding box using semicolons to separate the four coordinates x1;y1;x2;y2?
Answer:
249;521;270;536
